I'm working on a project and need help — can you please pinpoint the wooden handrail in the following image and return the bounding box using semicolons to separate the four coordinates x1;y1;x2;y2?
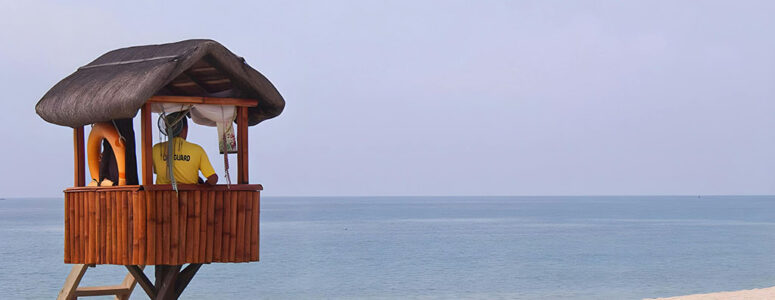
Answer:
148;96;258;107
65;184;263;192
144;184;263;191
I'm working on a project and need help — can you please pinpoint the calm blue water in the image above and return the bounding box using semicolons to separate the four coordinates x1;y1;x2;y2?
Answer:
2;196;775;299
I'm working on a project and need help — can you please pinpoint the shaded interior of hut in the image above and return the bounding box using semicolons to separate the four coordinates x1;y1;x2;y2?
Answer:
87;104;243;188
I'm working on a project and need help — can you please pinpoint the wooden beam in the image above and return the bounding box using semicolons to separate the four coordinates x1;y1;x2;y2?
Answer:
148;96;258;107
126;265;155;298
141;103;153;186
117;265;143;300
57;264;89;300
156;265;182;300
174;72;211;95
237;106;249;184
74;285;130;297
74;127;85;187
174;264;202;298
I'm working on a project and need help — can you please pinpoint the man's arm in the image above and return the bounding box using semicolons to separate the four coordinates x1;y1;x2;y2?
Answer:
206;174;218;185
198;145;218;185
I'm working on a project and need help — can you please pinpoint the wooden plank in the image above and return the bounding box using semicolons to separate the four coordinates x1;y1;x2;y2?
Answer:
66;185;143;192
132;192;141;265
194;191;202;262
139;191;147;265
119;265;143;300
230;191;238;262
156;265;182;300
174;263;202;298
237;106;249;184
133;192;142;265
114;192;119;264
113;192;119;264
171;191;179;265
106;193;113;264
156;191;164;264
64;194;71;263
74;285;130;297
82;193;88;263
94;192;102;263
104;192;110;263
56;264;88;300
87;192;95;264
125;265;155;299
179;191;188;263
71;193;78;263
112;192;118;264
128;192;135;265
251;192;260;261
244;192;253;261
102;193;107;264
236;192;246;261
186;191;196;263
120;191;128;264
148;95;259;107
206;191;215;262
146;191;156;265
162;191;170;265
143;184;263;191
76;193;83;263
199;191;208;262
141;103;153;186
73;127;85;187
213;191;223;261
117;193;124;264
222;191;231;261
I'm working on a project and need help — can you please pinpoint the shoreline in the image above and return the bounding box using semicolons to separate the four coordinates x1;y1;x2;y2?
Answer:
646;286;775;300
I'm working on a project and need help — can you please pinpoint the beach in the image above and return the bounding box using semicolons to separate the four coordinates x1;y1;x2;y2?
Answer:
647;286;775;300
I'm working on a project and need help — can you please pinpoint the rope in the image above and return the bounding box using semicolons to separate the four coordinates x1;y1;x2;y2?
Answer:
158;106;191;194
221;107;232;187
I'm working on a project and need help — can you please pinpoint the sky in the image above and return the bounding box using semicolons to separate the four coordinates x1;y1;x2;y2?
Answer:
0;0;773;197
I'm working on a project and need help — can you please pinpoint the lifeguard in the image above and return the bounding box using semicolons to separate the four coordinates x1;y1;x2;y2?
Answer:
152;112;218;185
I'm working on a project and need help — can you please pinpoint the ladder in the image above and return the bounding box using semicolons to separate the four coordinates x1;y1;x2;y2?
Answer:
57;264;143;300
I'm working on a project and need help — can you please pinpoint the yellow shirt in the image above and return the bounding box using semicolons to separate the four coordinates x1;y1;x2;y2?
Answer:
152;137;216;184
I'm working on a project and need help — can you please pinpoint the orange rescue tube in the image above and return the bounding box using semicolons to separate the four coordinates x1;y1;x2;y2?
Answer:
86;122;126;186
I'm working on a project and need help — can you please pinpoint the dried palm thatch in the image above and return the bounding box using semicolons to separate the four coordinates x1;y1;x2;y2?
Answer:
36;39;285;127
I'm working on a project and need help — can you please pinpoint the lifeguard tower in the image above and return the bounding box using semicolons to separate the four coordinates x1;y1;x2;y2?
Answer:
36;40;285;299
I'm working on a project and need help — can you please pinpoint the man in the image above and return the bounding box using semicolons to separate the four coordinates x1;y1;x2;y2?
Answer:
152;112;218;185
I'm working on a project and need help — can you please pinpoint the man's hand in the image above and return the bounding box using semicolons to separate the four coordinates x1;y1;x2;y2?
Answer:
206;174;218;185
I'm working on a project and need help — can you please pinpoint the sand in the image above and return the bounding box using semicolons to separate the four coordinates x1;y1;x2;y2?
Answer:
646;286;775;300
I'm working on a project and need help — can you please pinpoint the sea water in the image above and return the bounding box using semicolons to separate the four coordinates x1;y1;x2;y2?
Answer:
2;196;775;299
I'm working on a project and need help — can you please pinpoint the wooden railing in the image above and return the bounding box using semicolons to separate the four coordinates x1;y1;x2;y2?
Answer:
64;184;261;265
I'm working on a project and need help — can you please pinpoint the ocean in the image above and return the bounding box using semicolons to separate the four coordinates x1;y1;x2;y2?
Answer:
2;196;775;299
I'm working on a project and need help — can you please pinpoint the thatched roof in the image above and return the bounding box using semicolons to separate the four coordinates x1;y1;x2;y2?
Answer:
36;39;285;127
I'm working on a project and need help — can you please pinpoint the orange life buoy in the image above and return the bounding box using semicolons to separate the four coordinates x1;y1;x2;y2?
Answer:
87;122;126;186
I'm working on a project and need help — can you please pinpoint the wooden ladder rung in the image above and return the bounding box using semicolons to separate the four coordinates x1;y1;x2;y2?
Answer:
74;285;131;297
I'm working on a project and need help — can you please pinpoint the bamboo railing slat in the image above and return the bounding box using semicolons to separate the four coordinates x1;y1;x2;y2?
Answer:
179;191;188;264
229;192;238;262
236;193;246;261
251;192;260;261
206;191;215;262
214;192;223;261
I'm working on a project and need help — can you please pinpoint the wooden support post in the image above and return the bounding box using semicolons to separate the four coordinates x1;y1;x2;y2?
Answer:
237;107;249;184
141;103;153;186
126;265;155;299
116;265;144;300
57;264;88;300
74;127;85;187
60;264;143;300
175;264;202;298
157;265;182;300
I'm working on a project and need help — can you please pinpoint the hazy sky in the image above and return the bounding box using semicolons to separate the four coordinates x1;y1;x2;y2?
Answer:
1;1;774;197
